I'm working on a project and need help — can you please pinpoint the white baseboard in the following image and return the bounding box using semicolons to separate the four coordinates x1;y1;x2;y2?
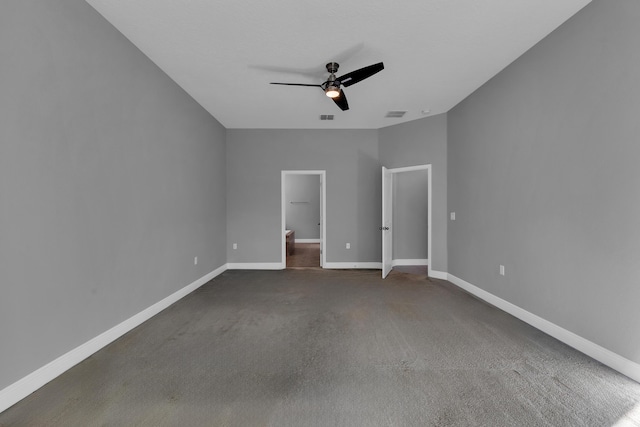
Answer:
429;270;448;280
0;264;227;414
447;273;640;383
295;239;320;243
226;262;284;270
323;262;383;270
392;258;429;267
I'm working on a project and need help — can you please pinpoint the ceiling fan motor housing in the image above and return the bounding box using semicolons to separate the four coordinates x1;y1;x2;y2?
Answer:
323;62;341;97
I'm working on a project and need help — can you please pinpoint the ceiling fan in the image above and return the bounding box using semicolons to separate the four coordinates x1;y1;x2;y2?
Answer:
270;62;384;111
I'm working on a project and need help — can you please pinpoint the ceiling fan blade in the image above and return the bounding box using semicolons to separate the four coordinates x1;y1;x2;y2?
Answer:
270;82;322;87
251;64;323;78
322;42;365;69
337;62;384;87
332;90;349;111
252;44;364;79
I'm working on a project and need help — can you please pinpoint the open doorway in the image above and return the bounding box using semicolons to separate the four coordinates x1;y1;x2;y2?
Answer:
281;171;326;269
382;164;432;278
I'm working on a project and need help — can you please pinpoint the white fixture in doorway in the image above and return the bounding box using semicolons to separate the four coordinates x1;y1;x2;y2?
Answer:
281;170;327;269
381;164;432;279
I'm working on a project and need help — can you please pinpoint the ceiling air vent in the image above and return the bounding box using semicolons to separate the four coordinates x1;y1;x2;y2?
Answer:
385;110;407;118
320;114;334;121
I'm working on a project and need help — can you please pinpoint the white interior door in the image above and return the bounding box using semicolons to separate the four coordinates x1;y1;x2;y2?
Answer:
319;174;324;267
382;167;393;278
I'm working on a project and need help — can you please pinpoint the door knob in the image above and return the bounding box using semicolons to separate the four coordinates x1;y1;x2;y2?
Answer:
379;226;389;231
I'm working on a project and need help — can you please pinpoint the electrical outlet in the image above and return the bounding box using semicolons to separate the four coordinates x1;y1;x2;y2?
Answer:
346;243;351;249
500;265;505;276
450;212;456;221
194;256;198;265
233;243;237;250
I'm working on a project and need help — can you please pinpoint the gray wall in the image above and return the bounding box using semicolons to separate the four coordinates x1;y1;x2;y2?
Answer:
285;175;320;240
0;0;227;389
226;129;380;264
379;114;448;272
448;0;640;363
392;170;429;260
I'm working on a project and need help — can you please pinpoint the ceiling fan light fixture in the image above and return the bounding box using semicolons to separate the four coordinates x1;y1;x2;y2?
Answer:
325;85;340;98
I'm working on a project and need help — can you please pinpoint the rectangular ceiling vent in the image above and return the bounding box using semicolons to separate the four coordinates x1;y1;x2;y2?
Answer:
320;114;334;121
385;110;407;118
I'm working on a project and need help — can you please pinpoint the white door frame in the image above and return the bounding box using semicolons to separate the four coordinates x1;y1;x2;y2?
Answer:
382;164;432;278
281;170;327;269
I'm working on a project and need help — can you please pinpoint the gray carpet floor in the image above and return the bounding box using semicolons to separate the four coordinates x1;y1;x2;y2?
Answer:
1;269;640;426
286;243;320;268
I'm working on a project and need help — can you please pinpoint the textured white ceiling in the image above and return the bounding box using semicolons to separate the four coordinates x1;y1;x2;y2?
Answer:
86;0;591;129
